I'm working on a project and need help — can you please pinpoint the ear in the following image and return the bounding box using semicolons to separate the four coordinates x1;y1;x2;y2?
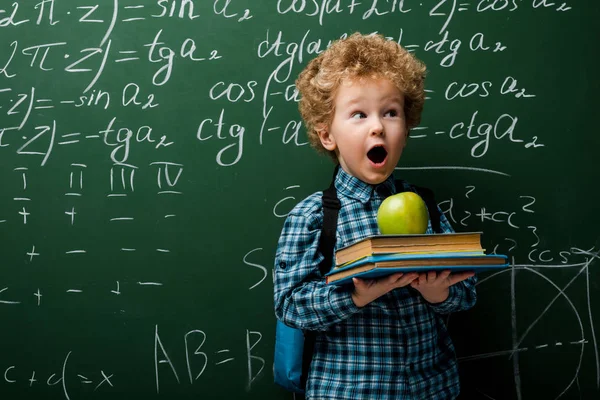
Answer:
316;125;336;151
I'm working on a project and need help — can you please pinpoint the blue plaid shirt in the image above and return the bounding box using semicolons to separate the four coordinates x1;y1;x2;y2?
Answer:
274;167;477;399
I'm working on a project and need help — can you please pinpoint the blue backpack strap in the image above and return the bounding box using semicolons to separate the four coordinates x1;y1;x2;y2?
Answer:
394;179;442;234
301;165;341;388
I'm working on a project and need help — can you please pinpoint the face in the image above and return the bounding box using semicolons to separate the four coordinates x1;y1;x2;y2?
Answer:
318;77;408;185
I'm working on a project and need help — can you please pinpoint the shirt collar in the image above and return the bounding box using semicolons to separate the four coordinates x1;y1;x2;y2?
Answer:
334;166;396;204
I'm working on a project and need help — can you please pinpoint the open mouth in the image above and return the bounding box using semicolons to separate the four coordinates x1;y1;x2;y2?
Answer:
367;146;388;165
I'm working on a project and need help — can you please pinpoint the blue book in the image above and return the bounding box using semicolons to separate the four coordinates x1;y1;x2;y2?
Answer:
325;252;509;285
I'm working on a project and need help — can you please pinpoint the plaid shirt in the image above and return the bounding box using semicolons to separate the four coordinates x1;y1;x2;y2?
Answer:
274;167;477;399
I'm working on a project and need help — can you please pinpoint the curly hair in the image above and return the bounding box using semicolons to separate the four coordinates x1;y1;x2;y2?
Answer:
295;32;427;160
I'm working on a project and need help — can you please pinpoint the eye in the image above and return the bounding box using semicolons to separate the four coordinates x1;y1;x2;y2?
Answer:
351;111;366;119
384;109;399;118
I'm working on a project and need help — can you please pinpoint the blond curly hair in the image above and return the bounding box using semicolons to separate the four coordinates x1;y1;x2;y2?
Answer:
296;32;427;160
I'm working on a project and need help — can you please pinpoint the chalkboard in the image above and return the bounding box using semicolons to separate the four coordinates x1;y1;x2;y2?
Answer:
1;1;599;399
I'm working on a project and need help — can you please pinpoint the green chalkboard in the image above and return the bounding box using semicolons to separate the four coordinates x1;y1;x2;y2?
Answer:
1;1;599;399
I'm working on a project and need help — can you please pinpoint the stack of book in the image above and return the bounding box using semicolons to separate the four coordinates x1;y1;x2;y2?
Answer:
325;232;508;285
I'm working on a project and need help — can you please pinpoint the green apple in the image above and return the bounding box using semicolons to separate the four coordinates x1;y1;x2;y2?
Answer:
377;192;429;234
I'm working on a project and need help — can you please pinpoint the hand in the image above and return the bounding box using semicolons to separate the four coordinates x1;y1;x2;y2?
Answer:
351;272;419;308
410;270;475;304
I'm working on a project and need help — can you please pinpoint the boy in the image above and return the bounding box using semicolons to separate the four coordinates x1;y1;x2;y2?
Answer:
273;33;477;399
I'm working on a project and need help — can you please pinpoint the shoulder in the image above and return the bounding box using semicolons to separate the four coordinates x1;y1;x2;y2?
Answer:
287;191;323;225
276;191;324;253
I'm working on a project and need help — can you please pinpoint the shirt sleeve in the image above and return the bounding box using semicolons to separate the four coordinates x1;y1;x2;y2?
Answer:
273;208;360;331
427;206;478;314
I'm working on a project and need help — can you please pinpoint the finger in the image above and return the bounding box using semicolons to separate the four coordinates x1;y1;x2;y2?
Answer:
406;272;419;282
427;271;437;283
419;273;427;285
438;270;452;281
385;272;404;284
447;271;475;286
399;273;419;286
353;277;373;289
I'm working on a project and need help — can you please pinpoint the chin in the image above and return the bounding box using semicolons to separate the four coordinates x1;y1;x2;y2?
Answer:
361;171;392;185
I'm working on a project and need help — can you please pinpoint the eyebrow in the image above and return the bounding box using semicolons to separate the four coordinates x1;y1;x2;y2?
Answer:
341;96;403;108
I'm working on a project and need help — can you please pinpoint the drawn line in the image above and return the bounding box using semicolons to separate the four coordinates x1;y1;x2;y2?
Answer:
115;58;140;63
584;252;600;387
121;248;136;252
150;162;182;167
66;250;86;254
521;266;587;398
158;191;182;195
156;249;170;253
509;259;522;399
215;358;234;365
477;263;588;287
0;288;20;304
66;289;82;293
0;299;21;304
138;282;163;286
13;197;31;201
474;388;497;400
164;214;176;218
512;264;588;355
458;347;528;362
395;166;510;177
99;0;118;47
570;339;588;345
110;217;134;221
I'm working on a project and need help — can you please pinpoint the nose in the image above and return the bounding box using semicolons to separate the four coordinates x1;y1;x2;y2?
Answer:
369;117;384;137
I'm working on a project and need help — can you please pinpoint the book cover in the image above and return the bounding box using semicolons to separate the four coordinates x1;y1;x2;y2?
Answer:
325;253;509;285
334;232;483;266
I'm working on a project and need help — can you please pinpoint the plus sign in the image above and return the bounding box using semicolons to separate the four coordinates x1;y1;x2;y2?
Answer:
19;207;30;224
65;207;76;225
29;371;37;386
34;288;42;306
27;245;40;262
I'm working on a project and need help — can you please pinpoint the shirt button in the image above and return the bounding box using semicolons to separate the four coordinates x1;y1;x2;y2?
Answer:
279;261;286;269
